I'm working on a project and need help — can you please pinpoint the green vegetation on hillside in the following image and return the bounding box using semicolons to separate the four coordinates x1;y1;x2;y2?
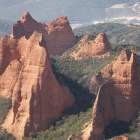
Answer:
73;23;140;45
50;41;123;92
48;38;140;139
24;108;93;140
1;30;140;140
0;96;12;124
0;96;15;139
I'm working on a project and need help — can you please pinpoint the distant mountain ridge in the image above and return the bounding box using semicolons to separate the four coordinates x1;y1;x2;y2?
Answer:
73;23;140;45
0;0;139;27
0;20;13;38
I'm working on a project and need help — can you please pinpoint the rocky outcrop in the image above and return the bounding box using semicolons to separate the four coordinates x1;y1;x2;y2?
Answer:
88;53;140;140
11;12;77;56
90;50;133;93
90;60;115;93
67;50;140;140
71;33;112;60
0;31;75;139
112;50;131;74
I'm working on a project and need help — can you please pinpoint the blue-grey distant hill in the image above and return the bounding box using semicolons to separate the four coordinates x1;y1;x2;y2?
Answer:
1;0;140;39
73;23;140;45
0;0;137;26
0;20;13;38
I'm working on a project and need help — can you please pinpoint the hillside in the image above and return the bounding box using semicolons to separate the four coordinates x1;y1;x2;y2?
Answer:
1;11;140;139
22;35;140;140
0;32;140;139
73;23;140;45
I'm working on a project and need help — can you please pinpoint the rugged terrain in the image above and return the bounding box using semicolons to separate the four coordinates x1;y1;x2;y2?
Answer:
0;31;75;139
47;33;140;140
89;49;140;93
65;50;140;140
71;32;112;59
11;12;77;56
88;53;140;140
1;11;140;140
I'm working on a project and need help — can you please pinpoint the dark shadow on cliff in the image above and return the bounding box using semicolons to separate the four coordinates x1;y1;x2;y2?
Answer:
55;72;95;115
103;118;132;139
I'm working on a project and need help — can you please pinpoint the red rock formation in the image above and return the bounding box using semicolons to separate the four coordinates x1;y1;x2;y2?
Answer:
88;53;140;140
90;50;132;93
0;31;75;139
112;50;131;74
71;33;112;60
11;12;77;56
12;21;25;39
67;50;140;140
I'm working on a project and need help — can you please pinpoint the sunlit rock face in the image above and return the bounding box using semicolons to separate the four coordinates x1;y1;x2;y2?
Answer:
11;12;77;56
90;50;132;93
0;31;75;139
71;32;112;60
88;53;140;140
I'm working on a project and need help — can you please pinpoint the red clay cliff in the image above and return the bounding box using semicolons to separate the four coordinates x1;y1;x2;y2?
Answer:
90;50;133;93
88;53;140;140
71;33;112;59
11;12;77;56
0;31;75;139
